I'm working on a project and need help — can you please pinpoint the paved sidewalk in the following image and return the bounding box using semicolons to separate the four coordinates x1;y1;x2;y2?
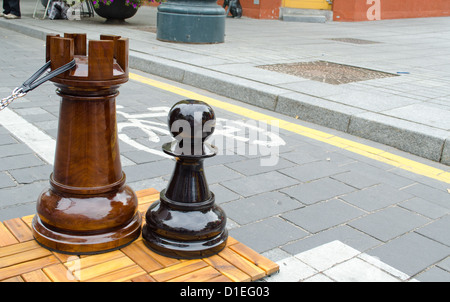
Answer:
0;0;450;282
1;0;450;165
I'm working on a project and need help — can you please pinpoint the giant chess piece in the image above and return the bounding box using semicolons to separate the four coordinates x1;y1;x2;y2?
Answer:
142;100;228;259
31;33;141;254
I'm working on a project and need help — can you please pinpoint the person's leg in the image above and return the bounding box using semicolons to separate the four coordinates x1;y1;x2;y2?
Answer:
3;0;11;15
7;0;20;16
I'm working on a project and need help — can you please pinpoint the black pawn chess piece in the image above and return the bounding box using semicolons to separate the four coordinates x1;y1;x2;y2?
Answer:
142;99;228;259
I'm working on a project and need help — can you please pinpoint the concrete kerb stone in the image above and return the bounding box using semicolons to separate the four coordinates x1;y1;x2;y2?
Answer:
0;19;449;165
275;92;367;133
348;112;448;163
441;138;450;165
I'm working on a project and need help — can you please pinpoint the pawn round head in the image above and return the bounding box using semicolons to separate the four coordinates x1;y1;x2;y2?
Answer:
168;100;216;143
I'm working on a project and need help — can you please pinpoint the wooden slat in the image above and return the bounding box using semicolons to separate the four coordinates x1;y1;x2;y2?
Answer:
168;266;222;282
85;265;146;282
75;255;135;281
0;222;18;247
64;250;124;269
218;247;266;281
121;241;164;273
0;240;41;258
3;218;33;242
229;242;279;275
21;215;34;229
1;276;24;282
131;274;157;282
206;274;233;282
43;263;78;282
203;254;251;282
150;260;208;282
21;269;52;282
136;188;159;199
0;247;52;269
133;240;180;268
0;255;59;281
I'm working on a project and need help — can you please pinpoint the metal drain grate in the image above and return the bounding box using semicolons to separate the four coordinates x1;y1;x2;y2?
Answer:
257;60;398;85
328;38;381;44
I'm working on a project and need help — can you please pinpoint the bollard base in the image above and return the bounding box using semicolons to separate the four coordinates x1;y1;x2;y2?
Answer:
156;2;225;44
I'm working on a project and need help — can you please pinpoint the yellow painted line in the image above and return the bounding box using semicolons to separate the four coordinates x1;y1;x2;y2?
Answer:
129;72;450;184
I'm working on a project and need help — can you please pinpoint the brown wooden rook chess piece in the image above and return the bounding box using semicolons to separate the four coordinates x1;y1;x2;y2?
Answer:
31;33;141;254
142;100;228;259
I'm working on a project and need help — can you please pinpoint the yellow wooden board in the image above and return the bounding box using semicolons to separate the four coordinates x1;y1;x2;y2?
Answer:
0;188;279;282
282;0;332;10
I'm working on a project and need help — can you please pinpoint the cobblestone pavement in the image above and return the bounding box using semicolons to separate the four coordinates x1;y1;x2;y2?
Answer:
0;3;449;282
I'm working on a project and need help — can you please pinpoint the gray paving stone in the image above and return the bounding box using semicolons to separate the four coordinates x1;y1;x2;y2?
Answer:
416;215;450;246
221;191;303;225
326;90;418;112
349;207;430;242
229;217;308;253
402;183;450;210
0;202;37;222
8;165;52;184
437;257;450;272
415;266;450;282
0;154;45;171
0;181;47;207
224;157;295;176
0;134;18;146
221;171;299;197
282;199;365;233
341;183;414;211
345;161;414;188
121;150;161;164
0;172;16;188
0;143;33;158
205;164;243;184
382;103;450;131
208;184;240;204
281;177;356;205
368;232;449;277
279;160;350;182
122;159;173;183
281;225;381;255
330;170;380;189
399;197;450;219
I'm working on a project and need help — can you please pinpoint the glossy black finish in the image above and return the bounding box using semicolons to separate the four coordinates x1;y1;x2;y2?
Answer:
142;100;228;259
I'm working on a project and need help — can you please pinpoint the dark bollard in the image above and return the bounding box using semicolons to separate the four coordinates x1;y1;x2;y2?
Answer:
31;33;142;255
156;0;226;44
142;100;228;259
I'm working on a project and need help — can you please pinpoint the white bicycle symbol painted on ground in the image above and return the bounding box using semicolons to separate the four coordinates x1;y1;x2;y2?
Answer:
116;106;285;165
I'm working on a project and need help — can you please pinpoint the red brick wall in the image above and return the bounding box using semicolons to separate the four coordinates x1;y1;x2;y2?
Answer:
333;0;450;22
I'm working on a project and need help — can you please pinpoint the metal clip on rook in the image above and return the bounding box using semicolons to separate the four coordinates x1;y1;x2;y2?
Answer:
32;33;142;254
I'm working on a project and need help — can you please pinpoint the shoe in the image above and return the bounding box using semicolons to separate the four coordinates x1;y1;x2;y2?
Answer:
4;14;20;19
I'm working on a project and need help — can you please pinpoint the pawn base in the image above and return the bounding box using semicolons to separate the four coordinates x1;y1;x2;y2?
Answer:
142;225;227;259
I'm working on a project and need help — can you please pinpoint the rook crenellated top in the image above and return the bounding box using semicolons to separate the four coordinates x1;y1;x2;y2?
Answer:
46;33;129;87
